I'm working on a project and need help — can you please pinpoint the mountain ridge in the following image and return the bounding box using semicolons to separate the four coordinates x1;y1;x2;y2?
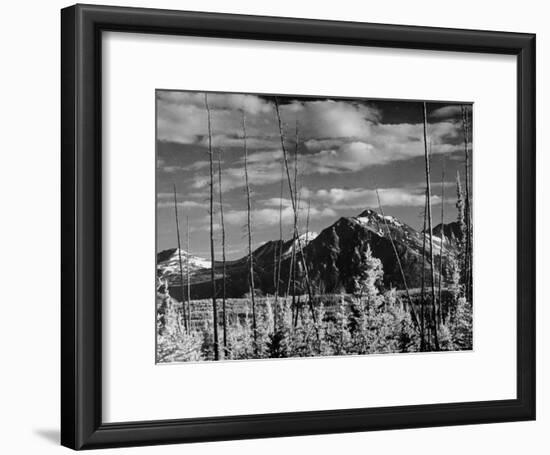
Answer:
157;209;458;300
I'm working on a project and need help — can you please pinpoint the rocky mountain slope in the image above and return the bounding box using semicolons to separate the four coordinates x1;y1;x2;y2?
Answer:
157;209;458;300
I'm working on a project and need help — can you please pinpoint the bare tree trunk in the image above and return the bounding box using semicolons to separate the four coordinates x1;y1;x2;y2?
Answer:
420;190;428;351
274;159;285;314
242;109;257;351
438;156;446;324
461;105;472;302
287;122;299;309
273;161;286;327
305;199;311;250
186;216;191;329
217;149;227;355
173;184;188;332
205;93;219;360
287;231;296;298
375;189;420;329
303;198;312;324
422;102;439;350
274;99;316;324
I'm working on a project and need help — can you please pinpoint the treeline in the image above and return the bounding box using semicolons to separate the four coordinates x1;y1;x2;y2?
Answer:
156;244;472;362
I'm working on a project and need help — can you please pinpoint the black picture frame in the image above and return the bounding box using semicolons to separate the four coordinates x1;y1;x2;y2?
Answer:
61;3;536;450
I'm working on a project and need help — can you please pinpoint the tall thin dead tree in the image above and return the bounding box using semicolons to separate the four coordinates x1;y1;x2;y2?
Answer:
461;105;472;301
205;93;219;360
305;199;311;246
286;122;299;307
274;159;285;309
303;197;312;290
173;184;188;332
437;156;446;323
274;98;316;324
242;109;257;349
376;189;419;330
217;149;228;354
186;215;191;329
275;161;285;303
420;190;428;351
422;102;439;350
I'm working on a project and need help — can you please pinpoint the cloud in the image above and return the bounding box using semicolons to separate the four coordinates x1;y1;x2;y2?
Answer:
191;150;284;191
223;201;336;228
157;93;382;147
189;119;465;190
159;160;212;173
197;134;279;150
302;186;441;209
182;160;211;171
158;91;273;115
189;222;221;233
159;92;469;190
430;104;472;120
235;149;283;165
259;197;290;207
157;102;208;144
157;92;279;145
157;200;208;209
157;192;208;209
301;121;464;173
284;100;381;140
303;142;381;173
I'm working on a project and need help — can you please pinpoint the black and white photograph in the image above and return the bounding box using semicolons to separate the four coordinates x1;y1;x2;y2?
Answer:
156;90;473;363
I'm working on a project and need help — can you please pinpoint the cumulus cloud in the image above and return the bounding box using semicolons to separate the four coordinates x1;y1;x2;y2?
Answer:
158;91;273;115
157;93;382;147
430;104;472;120
157;92;278;145
303;142;382;173
302;186;440;208
191;150;284;191
284;100;380;140
223;200;336;228
157;103;208;144
301;121;463;172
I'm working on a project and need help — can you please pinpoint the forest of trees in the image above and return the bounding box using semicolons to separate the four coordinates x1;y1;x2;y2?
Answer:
157;98;473;363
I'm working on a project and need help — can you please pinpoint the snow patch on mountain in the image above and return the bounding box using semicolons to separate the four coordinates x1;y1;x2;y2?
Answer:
299;231;318;243
157;249;212;282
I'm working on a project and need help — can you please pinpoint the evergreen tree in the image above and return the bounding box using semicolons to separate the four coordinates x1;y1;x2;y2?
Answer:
330;293;350;355
349;244;384;354
455;170;468;291
351;244;383;300
452;297;473;350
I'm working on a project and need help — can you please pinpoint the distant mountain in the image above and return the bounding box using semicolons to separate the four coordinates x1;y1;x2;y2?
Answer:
157;209;458;300
433;221;461;245
298;209;451;293
156;248;213;293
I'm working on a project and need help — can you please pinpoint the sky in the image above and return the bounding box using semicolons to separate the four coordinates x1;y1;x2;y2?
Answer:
156;90;472;260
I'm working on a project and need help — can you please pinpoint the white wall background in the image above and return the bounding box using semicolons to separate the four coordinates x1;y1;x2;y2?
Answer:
0;0;546;453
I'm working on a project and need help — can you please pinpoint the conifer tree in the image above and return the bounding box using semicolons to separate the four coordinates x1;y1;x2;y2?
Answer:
456;170;467;291
438;156;446;324
461;105;473;301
